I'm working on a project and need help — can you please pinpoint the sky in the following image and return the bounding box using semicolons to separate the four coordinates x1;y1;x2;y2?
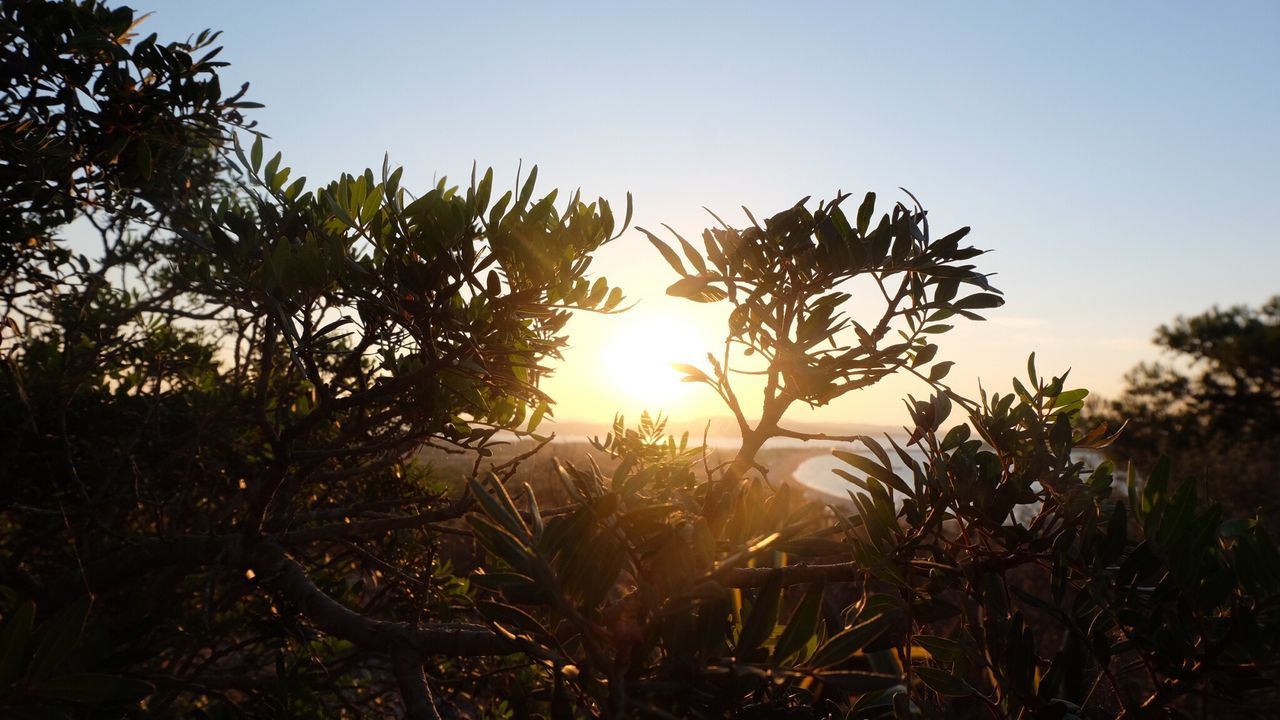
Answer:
145;1;1280;430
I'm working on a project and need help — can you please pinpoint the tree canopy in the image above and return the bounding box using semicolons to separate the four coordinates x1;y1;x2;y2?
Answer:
2;3;1278;719
1098;296;1280;520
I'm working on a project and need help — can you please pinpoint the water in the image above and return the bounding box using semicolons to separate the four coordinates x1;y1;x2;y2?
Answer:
792;445;926;501
791;445;1111;524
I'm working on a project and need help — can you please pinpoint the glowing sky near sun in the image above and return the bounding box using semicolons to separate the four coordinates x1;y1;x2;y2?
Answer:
144;1;1280;429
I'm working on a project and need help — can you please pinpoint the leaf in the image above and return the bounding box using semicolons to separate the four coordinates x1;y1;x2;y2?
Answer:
263;151;281;186
912;343;938;367
672;363;710;384
469;476;531;541
29;598;89;682
0;601;36;686
1101;502;1127;563
1052;388;1089;408
35;673;154;705
856;192;876;236
916;666;973;696
929;361;955;382
914;635;966;664
527;401;549;434
809;613;892;668
736;570;782;656
475;166;494;211
954;293;1005;310
250;134;263;172
135;141;152;180
641;229;687;276
833;450;913;498
470;571;536;592
1142;456;1171;520
467;515;535;575
773;581;824;662
668;226;708;274
1220;518;1253;539
517;165;539;208
666;276;726;302
476;601;552;640
815;669;901;693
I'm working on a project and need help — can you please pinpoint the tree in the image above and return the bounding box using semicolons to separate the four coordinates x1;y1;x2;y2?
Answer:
1098;297;1280;519
2;2;1278;718
1;0;256;276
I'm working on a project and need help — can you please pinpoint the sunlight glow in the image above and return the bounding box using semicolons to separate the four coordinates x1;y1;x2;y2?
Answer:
599;311;707;414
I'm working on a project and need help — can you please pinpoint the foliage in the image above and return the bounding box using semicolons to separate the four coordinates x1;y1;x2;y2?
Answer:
1097;296;1280;519
2;2;1278;719
1;0;255;276
640;190;999;466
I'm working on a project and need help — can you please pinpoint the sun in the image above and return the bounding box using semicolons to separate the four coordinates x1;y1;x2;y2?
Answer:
599;310;708;414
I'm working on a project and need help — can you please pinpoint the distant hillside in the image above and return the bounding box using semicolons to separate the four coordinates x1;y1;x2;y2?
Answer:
540;415;901;442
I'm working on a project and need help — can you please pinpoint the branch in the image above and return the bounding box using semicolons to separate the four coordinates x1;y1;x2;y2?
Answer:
391;648;444;720
721;561;861;588
772;426;864;443
281;496;474;543
47;535;226;600
250;541;509;656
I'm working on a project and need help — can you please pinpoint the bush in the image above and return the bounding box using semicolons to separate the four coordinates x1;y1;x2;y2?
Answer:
2;2;1277;718
1096;297;1280;521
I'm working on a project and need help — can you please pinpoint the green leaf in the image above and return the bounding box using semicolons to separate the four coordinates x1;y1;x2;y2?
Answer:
35;673;154;705
666;276;726;302
469;476;531;541
517;165;539;208
1101;502;1127;563
263;151;281;186
1142;456;1171;520
916;666;973;696
815;669;901;693
641;229;687;276
953;293;1004;310
736;570;783;656
672;363;710;384
833;450;913;498
467;515;535;575
1052;388;1089;408
856;192;876;236
250;134;263;172
470;571;536;592
527;401;549;434
670;228;707;274
0;601;36;686
915;635;966;664
1127;462;1140;521
475;167;494;211
476;601;552;640
773;581;824;662
1220;518;1253;539
135;141;152;180
809;613;891;668
523;482;544;537
912;343;938;367
929;361;955;382
29;598;89;682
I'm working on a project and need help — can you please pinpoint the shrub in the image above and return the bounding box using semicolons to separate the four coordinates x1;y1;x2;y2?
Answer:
2;3;1277;718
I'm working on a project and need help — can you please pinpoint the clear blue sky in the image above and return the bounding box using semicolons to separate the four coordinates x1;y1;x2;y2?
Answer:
145;1;1280;426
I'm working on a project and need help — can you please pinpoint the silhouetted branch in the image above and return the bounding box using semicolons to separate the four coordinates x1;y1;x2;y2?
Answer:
250;541;510;657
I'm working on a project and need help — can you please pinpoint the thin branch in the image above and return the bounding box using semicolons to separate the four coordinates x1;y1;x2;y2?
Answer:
391;648;444;720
